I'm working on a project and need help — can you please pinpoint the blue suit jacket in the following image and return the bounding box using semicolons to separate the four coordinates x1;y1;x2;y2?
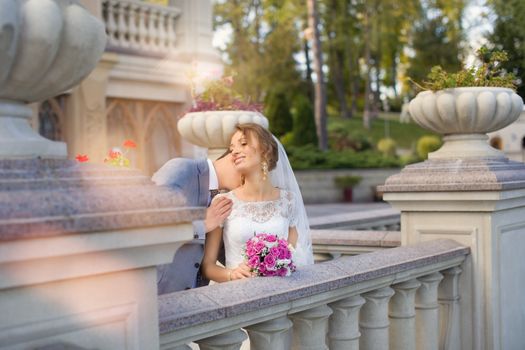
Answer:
152;158;210;294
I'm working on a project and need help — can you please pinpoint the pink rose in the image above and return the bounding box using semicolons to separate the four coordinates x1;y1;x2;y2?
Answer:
276;246;289;259
254;241;265;253
270;246;281;257
277;268;288;277
246;246;257;257
248;255;260;268
266;235;277;243
264;254;276;270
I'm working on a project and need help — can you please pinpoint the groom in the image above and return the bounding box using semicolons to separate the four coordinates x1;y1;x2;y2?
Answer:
152;153;242;294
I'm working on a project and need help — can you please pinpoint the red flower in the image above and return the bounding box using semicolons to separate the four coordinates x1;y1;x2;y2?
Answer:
75;154;89;163
109;150;121;159
123;140;136;149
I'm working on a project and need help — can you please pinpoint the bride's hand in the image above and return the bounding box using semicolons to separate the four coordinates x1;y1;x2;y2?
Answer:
229;262;253;280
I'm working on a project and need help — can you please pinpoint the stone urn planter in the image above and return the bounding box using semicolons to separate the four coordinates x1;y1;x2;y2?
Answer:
0;0;106;159
409;87;523;159
177;110;269;159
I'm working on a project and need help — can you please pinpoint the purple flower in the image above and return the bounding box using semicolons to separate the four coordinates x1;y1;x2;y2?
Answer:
254;241;265;253
264;254;276;270
248;255;260;269
266;235;277;243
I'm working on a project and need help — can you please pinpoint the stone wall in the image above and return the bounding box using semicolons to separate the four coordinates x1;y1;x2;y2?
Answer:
295;168;401;203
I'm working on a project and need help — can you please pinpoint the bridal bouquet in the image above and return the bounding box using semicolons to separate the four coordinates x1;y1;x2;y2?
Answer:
244;233;296;277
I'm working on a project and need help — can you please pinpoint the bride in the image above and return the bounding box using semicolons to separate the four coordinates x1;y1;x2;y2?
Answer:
201;123;314;282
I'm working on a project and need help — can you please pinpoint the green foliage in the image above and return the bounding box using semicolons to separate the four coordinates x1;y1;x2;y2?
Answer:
265;91;293;137
280;131;294;148
416;47;517;91
488;0;525;99
291;94;318;146
286;144;402;170
377;138;397;157
416;135;442;159
404;0;465;94
214;1;303;103
334;175;362;188
328;122;373;152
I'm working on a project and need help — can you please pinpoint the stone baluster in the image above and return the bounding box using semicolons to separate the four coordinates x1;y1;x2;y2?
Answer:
389;279;421;350
148;8;158;51
328;295;366;350
106;1;118;47
290;304;333;350
166;13;177;51
138;5;148;49
195;329;248;350
117;2;129;48
245;315;293;350
415;272;444;350
157;12;167;52
128;4;139;50
359;286;395;350
438;267;462;350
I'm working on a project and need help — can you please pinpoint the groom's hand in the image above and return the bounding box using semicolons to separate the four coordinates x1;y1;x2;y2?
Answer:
204;196;233;232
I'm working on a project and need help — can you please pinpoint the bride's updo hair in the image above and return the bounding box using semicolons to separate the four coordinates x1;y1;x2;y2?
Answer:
235;123;278;171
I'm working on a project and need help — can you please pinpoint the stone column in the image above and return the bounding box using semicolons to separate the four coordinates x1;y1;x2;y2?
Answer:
415;272;443;350
381;84;525;349
170;0;222;62
245;315;293;350
195;329;247;350
389;279;421;350
290;304;333;350
328;295;366;350
439;266;463;350
66;53;117;161
382;157;525;350
359;286;395;350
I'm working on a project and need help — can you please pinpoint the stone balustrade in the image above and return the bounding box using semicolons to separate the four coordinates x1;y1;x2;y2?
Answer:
311;229;401;261
159;239;468;350
102;0;182;55
308;207;400;231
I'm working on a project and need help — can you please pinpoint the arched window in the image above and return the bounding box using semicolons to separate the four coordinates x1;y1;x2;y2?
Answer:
38;95;67;141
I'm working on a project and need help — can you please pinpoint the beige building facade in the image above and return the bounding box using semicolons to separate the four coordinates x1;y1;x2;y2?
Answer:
32;0;220;174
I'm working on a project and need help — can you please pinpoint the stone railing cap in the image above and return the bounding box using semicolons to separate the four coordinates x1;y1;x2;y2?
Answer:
158;239;468;334
0;159;204;241
380;158;525;193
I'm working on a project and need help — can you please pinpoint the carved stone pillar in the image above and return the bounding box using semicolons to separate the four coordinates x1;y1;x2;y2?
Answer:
439;266;462;350
416;272;444;350
359;286;395;350
245;315;293;350
389;279;421;350
66;53;117;162
195;329;247;350
328;295;366;350
290;304;333;350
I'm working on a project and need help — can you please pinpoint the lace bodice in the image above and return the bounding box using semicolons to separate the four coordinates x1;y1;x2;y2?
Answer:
217;189;298;269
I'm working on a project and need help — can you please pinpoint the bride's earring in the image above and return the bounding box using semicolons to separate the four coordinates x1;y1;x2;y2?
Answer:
261;161;268;181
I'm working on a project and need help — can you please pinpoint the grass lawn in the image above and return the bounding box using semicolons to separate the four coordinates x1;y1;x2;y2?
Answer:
328;112;439;150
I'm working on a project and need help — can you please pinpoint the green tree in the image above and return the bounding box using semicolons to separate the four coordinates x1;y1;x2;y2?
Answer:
214;0;303;103
291;94;318;146
488;0;525;99
265;91;293;137
405;0;465;92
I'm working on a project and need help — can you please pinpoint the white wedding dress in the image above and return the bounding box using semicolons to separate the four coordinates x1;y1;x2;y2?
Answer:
216;189;311;269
